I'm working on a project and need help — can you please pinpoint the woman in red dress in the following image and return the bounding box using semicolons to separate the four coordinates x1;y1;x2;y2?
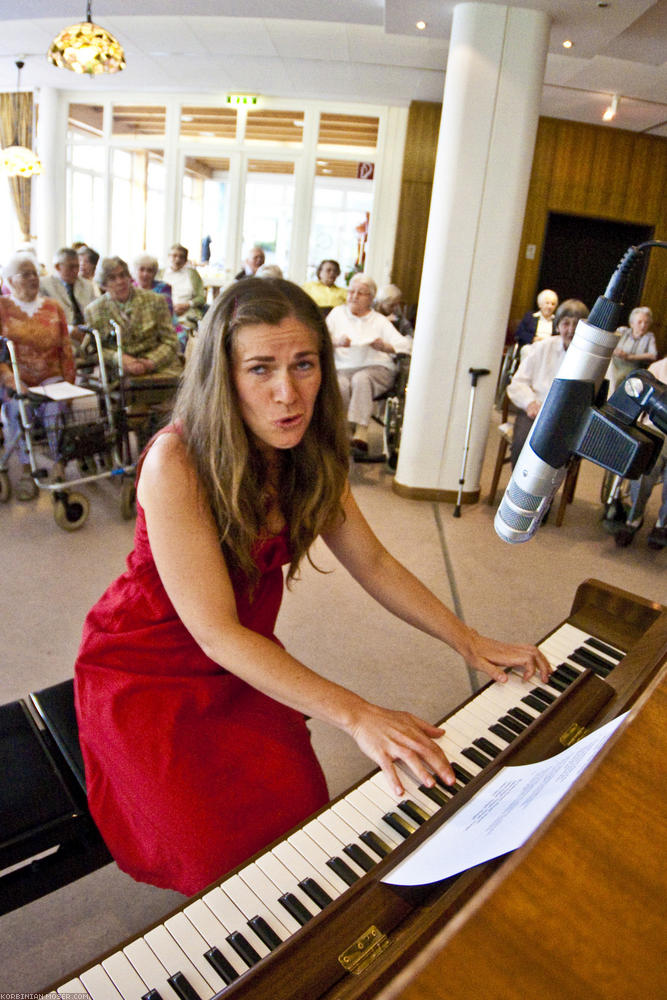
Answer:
75;278;550;896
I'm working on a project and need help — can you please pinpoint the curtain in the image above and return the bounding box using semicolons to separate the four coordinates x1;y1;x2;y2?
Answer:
0;92;34;241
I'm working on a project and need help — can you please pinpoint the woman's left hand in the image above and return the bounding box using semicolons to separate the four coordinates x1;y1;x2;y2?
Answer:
463;630;552;684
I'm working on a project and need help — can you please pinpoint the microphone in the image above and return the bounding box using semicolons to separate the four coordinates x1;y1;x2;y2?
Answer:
495;246;642;544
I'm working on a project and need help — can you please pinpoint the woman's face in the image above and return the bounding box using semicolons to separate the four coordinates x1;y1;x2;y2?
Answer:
557;314;578;349
630;311;650;338
233;317;322;453
9;262;40;302
105;266;133;303
347;281;373;317
538;292;558;319
318;262;338;287
136;264;157;289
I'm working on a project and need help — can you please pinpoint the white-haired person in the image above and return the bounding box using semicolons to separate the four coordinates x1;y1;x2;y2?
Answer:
131;253;173;315
613;353;666;550
326;273;412;453
40;246;97;342
514;289;559;350
608;306;658;394
374;283;414;337
0;254;75;499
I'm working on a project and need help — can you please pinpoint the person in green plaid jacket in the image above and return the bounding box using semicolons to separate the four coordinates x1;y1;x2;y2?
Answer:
85;256;182;380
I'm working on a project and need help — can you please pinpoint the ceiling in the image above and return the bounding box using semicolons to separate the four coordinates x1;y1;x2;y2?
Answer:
1;0;666;136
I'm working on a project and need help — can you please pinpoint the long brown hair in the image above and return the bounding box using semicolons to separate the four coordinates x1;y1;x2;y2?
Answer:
173;278;349;584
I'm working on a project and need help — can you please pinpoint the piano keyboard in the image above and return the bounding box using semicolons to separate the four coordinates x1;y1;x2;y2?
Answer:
55;623;624;1000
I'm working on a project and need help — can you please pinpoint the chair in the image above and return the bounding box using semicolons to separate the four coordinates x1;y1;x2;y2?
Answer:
0;679;111;915
486;391;581;526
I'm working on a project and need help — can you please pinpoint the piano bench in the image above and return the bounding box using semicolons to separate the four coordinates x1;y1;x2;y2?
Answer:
0;686;112;916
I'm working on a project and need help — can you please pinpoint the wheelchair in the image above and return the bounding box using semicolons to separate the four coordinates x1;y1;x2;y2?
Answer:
351;353;411;471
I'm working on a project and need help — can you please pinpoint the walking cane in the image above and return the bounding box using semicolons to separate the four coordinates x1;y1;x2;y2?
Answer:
454;367;490;517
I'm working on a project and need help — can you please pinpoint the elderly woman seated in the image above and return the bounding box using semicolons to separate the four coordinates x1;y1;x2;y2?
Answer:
374;283;414;337
326;272;412;453
0;254;75;500
85;256;181;380
302;259;347;311
608;306;658;394
132;253;173;315
506;298;589;468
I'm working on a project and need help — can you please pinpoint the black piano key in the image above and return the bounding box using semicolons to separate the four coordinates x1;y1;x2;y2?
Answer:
499;714;526;734
359;830;391;858
489;722;516;744
418;782;452;806
461;746;492;769
398;800;429;825
556;663;580;683
167;971;203;1000
585;637;623;661
545;674;570;693
382;811;416;838
248;915;283;951
569;649;611;677
226;931;262;967
142;992;164;1000
451;762;474;784
204;947;240;985
530;685;558;704
473;737;502;759
326;856;361;886
508;706;535;726
279;892;314;926
342;843;376;872
522;693;551;712
298;877;334;909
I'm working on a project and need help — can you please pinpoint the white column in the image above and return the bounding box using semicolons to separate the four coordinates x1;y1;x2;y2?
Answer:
395;3;549;501
34;87;66;264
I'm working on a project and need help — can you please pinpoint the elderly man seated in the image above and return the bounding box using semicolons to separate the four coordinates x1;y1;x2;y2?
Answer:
327;272;412;453
40;246;98;343
235;245;265;280
506;298;589;468
161;243;206;350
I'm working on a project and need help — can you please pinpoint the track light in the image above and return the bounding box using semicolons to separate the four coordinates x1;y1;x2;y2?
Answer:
602;94;619;122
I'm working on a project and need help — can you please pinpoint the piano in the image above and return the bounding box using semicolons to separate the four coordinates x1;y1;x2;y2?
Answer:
48;578;667;1000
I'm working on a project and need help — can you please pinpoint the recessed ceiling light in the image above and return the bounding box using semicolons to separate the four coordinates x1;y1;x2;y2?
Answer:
416;20;427;31
562;39;573;49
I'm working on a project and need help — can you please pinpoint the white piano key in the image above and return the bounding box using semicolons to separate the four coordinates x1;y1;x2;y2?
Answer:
434;733;484;775
458;696;505;727
439;718;479;752
58;979;91;1000
302;816;367;878
102;951;151;1000
123;938;182;1000
345;789;404;845
317;804;382;862
239;861;302;934
371;770;439;815
443;712;485;744
183;899;248;978
144;924;215;998
164;911;230;993
271;840;342;901
478;683;540;719
330;797;397;852
80;965;126;1000
255;850;323;915
287;829;350;893
202;886;271;958
222;872;292;939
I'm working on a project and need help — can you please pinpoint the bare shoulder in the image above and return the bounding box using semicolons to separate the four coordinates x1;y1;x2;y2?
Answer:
138;430;197;502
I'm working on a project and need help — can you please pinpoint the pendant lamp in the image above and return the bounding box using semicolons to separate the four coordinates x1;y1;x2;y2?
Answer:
1;61;42;178
48;0;126;75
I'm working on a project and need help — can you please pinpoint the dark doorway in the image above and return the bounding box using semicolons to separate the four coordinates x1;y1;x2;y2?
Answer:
537;213;653;326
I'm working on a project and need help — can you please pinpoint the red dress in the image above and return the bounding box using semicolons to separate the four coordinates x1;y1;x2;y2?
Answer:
74;444;329;896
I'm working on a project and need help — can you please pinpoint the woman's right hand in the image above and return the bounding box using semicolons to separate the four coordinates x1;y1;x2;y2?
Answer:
345;700;455;797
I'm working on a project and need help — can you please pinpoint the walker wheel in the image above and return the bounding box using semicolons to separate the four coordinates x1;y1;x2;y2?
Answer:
120;476;136;520
53;491;90;531
0;471;11;503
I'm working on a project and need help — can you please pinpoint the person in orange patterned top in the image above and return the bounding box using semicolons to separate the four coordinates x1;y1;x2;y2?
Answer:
0;254;75;500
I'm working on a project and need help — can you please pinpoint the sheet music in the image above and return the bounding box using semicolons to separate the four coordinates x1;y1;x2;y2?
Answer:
27;381;96;401
383;712;628;887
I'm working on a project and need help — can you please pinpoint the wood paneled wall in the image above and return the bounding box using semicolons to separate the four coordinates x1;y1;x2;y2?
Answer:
392;107;667;353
